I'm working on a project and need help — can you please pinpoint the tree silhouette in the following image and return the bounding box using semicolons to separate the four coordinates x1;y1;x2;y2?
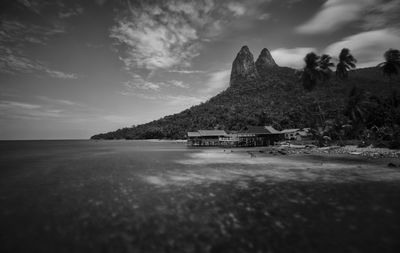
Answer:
319;54;335;81
345;86;368;124
378;49;400;80
301;52;320;91
336;48;356;80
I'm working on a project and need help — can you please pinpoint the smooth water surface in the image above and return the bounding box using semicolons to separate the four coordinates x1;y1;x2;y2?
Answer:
1;140;400;253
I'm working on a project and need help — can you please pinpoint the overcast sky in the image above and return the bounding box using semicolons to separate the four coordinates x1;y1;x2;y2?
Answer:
1;0;400;139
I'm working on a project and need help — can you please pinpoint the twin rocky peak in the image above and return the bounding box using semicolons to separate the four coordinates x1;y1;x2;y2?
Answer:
230;46;278;86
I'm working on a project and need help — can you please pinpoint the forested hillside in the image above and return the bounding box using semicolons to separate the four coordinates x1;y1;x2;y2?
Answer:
91;47;400;141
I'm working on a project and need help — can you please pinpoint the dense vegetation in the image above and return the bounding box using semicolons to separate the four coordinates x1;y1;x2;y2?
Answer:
92;49;400;148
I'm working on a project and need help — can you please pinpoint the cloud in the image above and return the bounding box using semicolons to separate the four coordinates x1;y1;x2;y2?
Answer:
45;70;78;79
227;2;246;16
0;100;63;119
16;0;84;18
258;13;271;20
0;16;77;79
296;0;400;34
167;80;189;88
0;46;78;79
324;29;400;68
122;74;162;91
168;69;205;74
271;47;316;69
0;101;41;110
201;70;231;94
111;0;274;72
361;1;400;30
0;95;100;122
36;96;79;106
110;1;208;71
58;6;84;19
0;19;65;46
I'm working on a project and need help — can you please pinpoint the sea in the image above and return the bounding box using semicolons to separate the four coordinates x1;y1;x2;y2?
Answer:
1;140;400;252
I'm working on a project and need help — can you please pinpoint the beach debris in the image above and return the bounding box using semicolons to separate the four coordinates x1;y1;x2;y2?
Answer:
278;150;287;155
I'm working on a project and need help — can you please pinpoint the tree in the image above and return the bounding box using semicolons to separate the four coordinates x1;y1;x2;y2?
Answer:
345;86;367;123
336;48;357;80
319;54;335;81
378;49;400;80
301;52;320;91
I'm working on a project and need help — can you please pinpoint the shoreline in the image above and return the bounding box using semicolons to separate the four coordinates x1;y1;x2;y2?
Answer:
201;144;400;159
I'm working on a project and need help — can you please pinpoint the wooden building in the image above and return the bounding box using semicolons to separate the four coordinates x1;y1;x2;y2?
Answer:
280;128;311;140
245;126;284;146
187;130;227;146
187;126;284;147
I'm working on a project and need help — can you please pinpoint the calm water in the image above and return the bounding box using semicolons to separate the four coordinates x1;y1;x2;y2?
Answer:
1;140;400;252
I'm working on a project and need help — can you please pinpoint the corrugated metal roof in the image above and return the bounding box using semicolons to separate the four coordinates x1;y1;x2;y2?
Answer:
264;126;282;134
187;132;201;137
280;128;300;133
197;130;227;136
246;126;270;134
247;126;282;134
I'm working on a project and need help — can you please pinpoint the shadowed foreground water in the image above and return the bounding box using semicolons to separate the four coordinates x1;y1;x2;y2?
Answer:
0;140;399;253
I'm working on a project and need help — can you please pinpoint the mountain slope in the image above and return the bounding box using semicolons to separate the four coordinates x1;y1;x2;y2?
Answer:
91;47;399;140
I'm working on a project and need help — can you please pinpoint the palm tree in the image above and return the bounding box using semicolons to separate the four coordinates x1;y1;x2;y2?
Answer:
378;49;400;80
319;54;335;81
345;86;367;124
336;48;357;80
301;52;320;91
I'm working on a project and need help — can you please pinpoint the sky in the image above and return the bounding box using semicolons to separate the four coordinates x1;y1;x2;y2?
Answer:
1;0;400;140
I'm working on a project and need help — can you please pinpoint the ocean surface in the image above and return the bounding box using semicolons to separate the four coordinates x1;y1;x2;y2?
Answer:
1;140;400;252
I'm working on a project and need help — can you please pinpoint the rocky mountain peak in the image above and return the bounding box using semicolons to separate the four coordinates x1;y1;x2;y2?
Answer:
230;45;259;86
255;48;278;79
256;48;277;68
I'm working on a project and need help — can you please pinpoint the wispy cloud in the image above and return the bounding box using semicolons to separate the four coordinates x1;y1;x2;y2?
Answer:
58;5;84;19
122;74;163;91
167;80;189;89
271;47;316;69
361;1;400;30
36;96;79;106
45;70;78;79
110;0;274;72
0;100;63;119
0;101;42;110
0;94;100;122
201;70;231;94
0;2;79;79
258;13;271;20
227;2;246;16
296;0;400;34
110;1;205;70
0;46;78;79
168;69;205;74
0;19;65;46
